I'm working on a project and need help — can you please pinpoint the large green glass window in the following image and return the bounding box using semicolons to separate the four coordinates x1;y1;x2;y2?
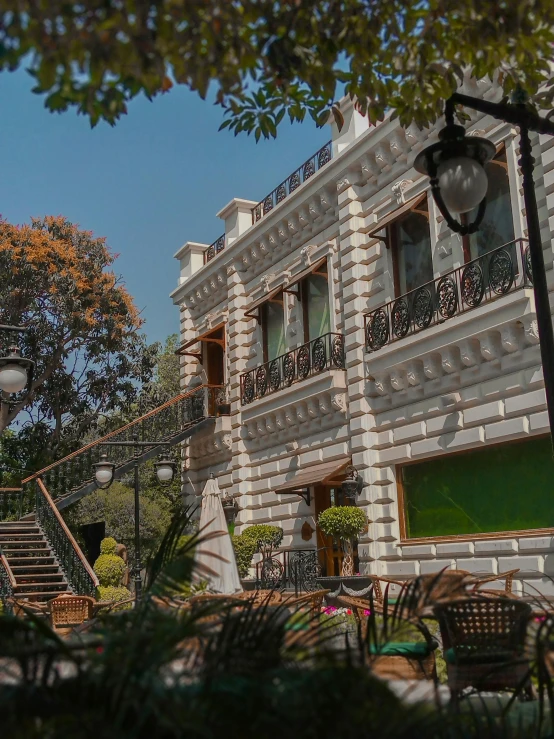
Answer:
262;292;286;362
302;262;331;342
402;436;554;539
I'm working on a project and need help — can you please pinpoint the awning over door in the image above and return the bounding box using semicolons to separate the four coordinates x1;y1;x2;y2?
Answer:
274;458;350;493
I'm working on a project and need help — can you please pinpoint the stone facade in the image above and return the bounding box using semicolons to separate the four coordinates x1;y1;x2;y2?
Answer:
170;77;554;596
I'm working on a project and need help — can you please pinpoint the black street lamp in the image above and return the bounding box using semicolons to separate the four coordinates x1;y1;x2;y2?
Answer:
0;325;34;395
342;464;364;501
221;493;239;525
92;436;177;601
415;92;554;443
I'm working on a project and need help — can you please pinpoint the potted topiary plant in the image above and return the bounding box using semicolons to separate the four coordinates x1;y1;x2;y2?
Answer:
317;506;367;577
93;537;132;609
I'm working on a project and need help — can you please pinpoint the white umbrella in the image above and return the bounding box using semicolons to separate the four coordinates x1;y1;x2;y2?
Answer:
194;474;242;594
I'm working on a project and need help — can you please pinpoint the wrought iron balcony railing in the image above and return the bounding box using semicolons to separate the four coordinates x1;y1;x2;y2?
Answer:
365;239;532;353
0;488;27;522
255;549;322;592
251;141;332;224
240;332;345;405
204;234;226;264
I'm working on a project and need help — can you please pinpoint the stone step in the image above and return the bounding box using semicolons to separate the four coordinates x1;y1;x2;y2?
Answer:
2;542;49;550
15;572;64;583
10;564;59;573
0;533;43;541
6;555;56;566
15;581;69;593
16;589;70;602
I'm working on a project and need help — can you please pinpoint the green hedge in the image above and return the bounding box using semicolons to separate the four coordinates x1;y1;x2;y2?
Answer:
241;524;283;553
97;585;133;610
99;537;118;555
232;535;257;578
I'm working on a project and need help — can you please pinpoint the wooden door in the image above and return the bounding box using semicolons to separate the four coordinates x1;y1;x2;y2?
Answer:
314;485;342;576
205;341;224;414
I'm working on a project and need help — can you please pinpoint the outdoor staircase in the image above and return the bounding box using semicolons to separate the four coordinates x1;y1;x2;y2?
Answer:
0;520;70;602
0;385;227;604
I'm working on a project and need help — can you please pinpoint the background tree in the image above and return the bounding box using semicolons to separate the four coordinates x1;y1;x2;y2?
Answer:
0;2;553;133
0;215;157;469
69;481;173;563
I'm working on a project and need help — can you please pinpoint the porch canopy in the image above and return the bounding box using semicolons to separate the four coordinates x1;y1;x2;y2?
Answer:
273;458;350;504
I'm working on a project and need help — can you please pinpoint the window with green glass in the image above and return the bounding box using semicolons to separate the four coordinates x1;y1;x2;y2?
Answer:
261;292;286;362
302;262;331;342
402;436;554;539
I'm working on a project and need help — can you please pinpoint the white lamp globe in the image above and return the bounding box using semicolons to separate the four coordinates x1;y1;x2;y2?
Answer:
437;156;489;214
156;462;175;484
0;362;28;394
95;464;114;487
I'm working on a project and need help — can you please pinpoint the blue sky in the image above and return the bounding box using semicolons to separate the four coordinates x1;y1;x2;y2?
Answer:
0;69;329;346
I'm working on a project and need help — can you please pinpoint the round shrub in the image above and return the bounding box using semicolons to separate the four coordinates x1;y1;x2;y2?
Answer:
232;534;257;578
94;553;126;587
318;506;367;543
99;537;118;556
241;525;284;555
97;585;133;610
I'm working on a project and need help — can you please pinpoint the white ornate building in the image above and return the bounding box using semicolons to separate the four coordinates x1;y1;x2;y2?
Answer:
171;77;554;596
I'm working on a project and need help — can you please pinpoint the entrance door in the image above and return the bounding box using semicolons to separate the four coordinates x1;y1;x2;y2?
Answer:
314;484;360;577
204;337;225;414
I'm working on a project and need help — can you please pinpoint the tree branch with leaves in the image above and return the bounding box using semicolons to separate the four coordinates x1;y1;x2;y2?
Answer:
0;215;157;468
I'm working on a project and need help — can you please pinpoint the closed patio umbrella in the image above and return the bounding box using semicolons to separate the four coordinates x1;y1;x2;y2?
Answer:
194;474;242;594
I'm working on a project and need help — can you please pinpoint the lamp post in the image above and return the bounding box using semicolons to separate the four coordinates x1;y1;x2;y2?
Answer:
93;435;177;601
414;92;554;444
0;325;34;395
341;464;364;501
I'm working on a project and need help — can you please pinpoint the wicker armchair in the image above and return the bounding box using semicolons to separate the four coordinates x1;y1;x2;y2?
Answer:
234;589;283;607
49;594;95;635
435;596;533;703
336;593;438;681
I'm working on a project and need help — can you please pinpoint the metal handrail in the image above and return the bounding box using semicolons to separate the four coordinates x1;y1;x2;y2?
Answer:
0;548;17;613
240;332;345;405
251;140;332;224
365;238;531;352
23;383;224;486
36;478;99;595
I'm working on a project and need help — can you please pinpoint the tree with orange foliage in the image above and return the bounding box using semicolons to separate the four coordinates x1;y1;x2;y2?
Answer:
0;216;156;465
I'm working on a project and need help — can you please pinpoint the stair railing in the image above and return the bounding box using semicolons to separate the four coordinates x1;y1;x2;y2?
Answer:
0;547;16;613
35;478;99;597
0;488;25;521
11;384;225;517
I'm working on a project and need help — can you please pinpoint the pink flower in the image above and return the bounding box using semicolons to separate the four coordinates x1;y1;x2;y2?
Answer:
363;609;371;616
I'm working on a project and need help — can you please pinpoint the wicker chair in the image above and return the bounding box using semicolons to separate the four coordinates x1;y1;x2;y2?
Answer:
234;589;283;607
435;596;533;703
49;594;95;635
336;593;438;681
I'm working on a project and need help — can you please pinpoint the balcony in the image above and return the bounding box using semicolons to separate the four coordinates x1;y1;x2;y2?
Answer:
251;141;332;224
365;239;532;353
240;333;346;405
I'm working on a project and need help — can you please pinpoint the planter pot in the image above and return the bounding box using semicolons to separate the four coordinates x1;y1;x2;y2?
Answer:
316;575;374;604
217;403;231;416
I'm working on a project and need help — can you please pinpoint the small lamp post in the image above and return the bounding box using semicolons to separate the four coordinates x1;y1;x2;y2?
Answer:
92;439;176;601
0;325;34;395
414;92;554;445
221;493;239;525
342;465;363;501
